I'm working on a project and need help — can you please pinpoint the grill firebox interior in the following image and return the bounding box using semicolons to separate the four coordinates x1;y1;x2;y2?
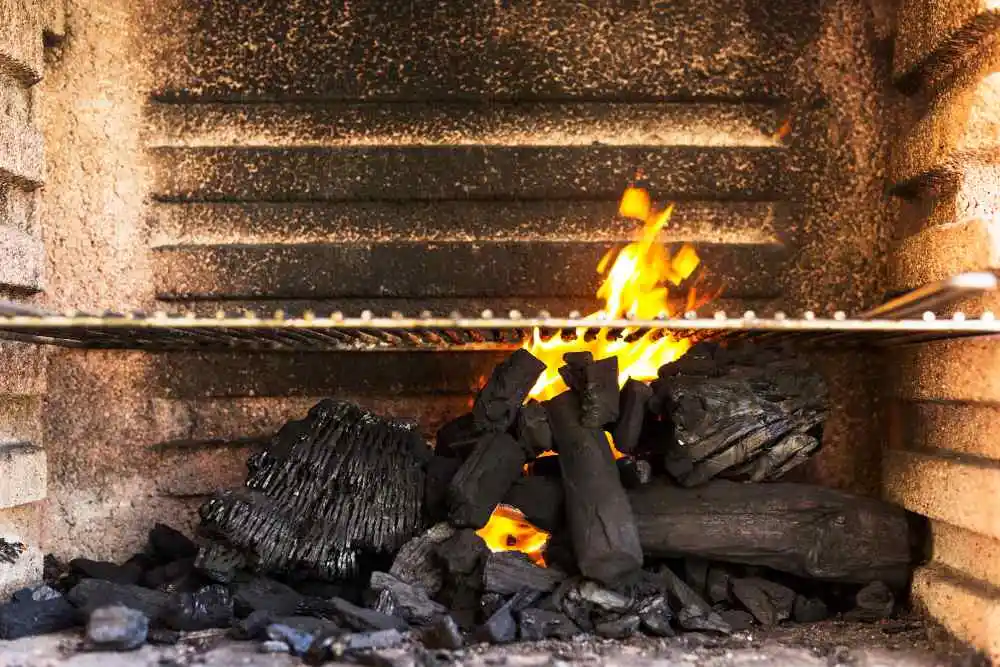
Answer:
2;0;1000;660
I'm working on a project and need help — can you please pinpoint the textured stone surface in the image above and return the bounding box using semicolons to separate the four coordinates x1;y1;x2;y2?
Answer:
889;217;999;290
888;399;1000;461
0;112;44;187
0;443;45;508
926;520;1000;588
894;150;1000;236
0;503;42;598
894;0;1000;78
0;225;44;292
0;0;43;82
891;338;1000;402
911;564;1000;661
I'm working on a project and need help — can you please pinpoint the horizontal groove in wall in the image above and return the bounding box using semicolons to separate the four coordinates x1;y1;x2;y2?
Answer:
0;224;44;293
890;338;1000;402
911;563;1000;658
928;519;1000;590
889;218;999;292
888;399;1000;462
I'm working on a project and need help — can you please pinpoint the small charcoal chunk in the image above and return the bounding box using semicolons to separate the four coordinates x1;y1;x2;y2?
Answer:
574;580;630;613
516;401;553;457
844;581;895;622
162;584;233;631
70;559;142;586
448;433;528;528
731;578;796;627
305;629;405;664
388;522;456;596
580;357;620;428
718;609;756;632
706;567;732;605
637;596;674;638
483;552;566;596
11;584;61;603
193;543;245;583
68;579;171;620
792;595;829;623
613;379;653;454
369;572;446;626
233;577;303;617
147;628;181;645
86;605;148;651
299;596;408;632
476;601;517;644
645;568;731;635
148;524;198;562
424;457;463;523
142;557;195;592
435;530;489;577
617;457;652;489
472;349;546;433
267;622;319;656
233;609;278;640
0;597;80;639
594;614;641;639
517;608;579;641
419;615;464;650
435;413;483;460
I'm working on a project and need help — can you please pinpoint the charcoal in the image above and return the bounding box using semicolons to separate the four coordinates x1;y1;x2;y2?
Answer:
148;523;198;562
142;557;196;592
193;543;245;583
233;609;278;640
594;614;640;639
483;552;565;596
472;349;546;433
200;400;430;582
718;609;756;632
86;605;148;651
12;584;61;603
678;605;732;634
475;593;539;645
68;579;171;620
630;481;916;588
616;457;652;489
501;476;565;533
0;538;25;565
448;432;528;528
0;597;80;639
515;401;553;457
435;529;489;577
162;584;234;631
267;622;320;656
480;592;506;620
844;581;895;621
261;640;291;654
147;627;181;645
706;567;732;605
613;379;653;454
70;558;143;586
581;357;620;428
644;568;731;635
731;578;796;626
369;572;446;626
124;553;156;573
300;597;409;632
546;391;643;585
637;596;674;637
792;595;829;623
558;352;593;390
517;608;578;641
435;413;483;460
743;433;821;482
305;629;405;664
574;580;630;613
387;523;455;596
684;559;710;598
233;577;303;617
420;615;464;650
424;457;463;523
527;456;562;478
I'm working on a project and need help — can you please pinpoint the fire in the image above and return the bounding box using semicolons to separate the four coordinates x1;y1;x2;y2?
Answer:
475;505;549;566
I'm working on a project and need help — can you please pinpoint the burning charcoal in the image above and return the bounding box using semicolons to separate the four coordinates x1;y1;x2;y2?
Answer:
483;552;566;596
299;596;409;632
435;529;488;578
448;432;528;528
718;609;756;632
644;568;731;634
613;379;653;455
147;628;181;645
193;543;245;583
516;401;553;458
387;522;455;596
792;595;829;623
546;391;643;585
419;615;464;650
424;457;462;523
595;614;641;639
162;584;233;631
844;581;895;622
233;577;303;617
70;558;143;586
637;596;674;637
501;476;564;533
616;457;652;489
0;597;80;639
436;413;482;460
581;357;620;428
731;577;796;626
68;579;171;620
517;608;579;641
148;523;198;563
574;580;630;613
86;605;149;651
200;401;430;582
11;584;61;603
629;481;915;587
472;349;546;433
369;572;446;626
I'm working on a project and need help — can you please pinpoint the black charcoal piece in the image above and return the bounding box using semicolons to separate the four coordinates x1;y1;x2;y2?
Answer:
70;559;142;586
299;597;408;632
86;605;148;651
580;357;620;428
483;552;565;596
162;584;234;631
387;522;455;596
844;581;895;622
199;400;430;582
68;579;171;620
193;543;245;583
369;572;446;626
142;557;196;592
472;350;546;433
435;530;489;577
546;391;643;586
501;476;565;533
233;577;303;617
424;457;463;523
515;401;553;457
684;559;710;597
629;481;915;587
731;578;796;627
637;596;674;637
233;609;278;640
706;567;732;605
594;614;641;639
617;457;652;489
517;608;579;641
147;628;181;645
644;568;731;635
527;456;562;478
558;352;593;391
476;599;518;644
0;597;80;639
12;584;61;603
613;379;653;454
792;595;829;623
420;615;464;650
718;609;756;632
574;580;630;613
267;622;318;656
148;524;198;562
436;413;483;460
448;432;528;528
305;629;405;664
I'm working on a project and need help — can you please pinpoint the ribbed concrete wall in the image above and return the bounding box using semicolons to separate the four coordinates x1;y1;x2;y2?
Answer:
887;0;1000;659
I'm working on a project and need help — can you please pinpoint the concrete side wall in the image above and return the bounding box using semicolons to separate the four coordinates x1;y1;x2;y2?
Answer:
886;0;1000;659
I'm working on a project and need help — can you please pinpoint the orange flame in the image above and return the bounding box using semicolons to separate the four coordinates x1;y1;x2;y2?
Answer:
475;505;549;566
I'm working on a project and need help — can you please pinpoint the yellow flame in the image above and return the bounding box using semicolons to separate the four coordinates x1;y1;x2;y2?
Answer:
475;505;549;566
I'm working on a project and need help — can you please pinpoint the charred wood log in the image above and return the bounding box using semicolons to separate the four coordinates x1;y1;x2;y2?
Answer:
558;355;620;428
448;432;529;529
472;349;546;433
515;401;553;457
501;475;564;533
613;379;652;454
546;391;643;586
482;552;566;596
435;413;482;460
629;481;915;587
199;400;430;582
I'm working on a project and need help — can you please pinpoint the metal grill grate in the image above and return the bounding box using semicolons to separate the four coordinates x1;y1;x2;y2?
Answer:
1;273;997;352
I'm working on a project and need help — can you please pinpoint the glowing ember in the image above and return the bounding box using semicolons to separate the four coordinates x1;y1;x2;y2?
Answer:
475;505;549;566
